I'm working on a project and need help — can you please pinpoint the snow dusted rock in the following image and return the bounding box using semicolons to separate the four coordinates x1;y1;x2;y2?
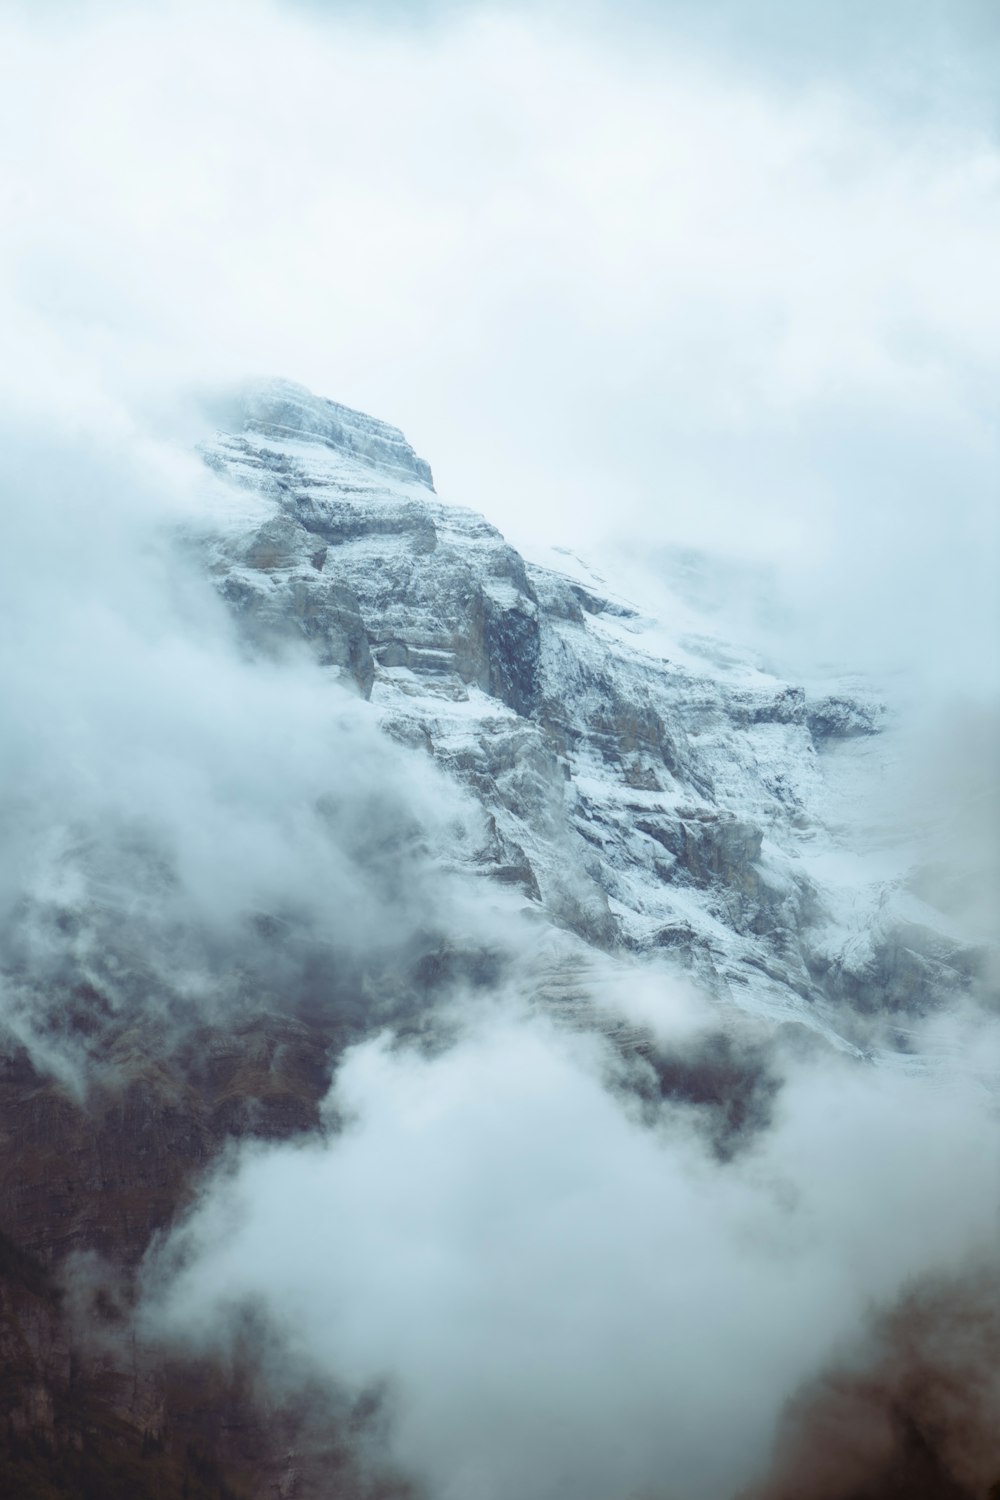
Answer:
806;693;886;741
236;377;435;489
197;380;985;1051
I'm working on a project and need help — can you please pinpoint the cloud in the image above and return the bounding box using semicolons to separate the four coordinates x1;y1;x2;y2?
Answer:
145;1002;1000;1500
0;411;504;1088
2;0;997;690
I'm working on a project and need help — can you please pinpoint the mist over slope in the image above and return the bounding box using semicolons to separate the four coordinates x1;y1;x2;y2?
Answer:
146;382;1000;1500
0;377;995;1498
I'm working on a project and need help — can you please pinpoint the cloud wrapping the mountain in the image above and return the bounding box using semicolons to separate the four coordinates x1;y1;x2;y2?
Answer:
0;1;997;1494
0;416;495;1085
146;1003;1000;1500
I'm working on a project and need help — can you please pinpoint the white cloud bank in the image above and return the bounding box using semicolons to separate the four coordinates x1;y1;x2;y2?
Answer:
146;1004;1000;1500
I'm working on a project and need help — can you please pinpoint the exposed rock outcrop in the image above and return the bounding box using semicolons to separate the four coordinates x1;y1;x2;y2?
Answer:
192;382;982;1037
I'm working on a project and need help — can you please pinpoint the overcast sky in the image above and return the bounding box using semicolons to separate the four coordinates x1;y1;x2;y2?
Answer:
2;0;997;688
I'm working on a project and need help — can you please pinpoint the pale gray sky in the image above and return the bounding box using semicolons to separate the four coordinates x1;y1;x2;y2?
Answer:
2;0;997;688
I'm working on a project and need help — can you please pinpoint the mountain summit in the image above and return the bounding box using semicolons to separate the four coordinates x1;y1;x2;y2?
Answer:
200;380;981;1054
0;382;993;1500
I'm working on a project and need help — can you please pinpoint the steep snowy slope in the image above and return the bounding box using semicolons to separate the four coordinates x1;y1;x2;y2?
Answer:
196;379;985;1058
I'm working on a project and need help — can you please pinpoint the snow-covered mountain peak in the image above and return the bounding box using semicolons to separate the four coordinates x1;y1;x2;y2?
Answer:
225;377;435;490
195;380;988;1061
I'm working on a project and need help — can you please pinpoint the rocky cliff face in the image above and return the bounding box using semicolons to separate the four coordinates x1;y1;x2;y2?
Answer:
197;379;983;1054
0;379;991;1498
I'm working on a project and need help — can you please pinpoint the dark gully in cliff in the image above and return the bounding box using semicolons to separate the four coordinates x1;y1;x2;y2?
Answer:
0;385;997;1500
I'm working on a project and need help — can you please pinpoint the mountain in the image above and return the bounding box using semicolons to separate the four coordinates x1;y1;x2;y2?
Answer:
0;380;993;1499
199;378;981;1051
